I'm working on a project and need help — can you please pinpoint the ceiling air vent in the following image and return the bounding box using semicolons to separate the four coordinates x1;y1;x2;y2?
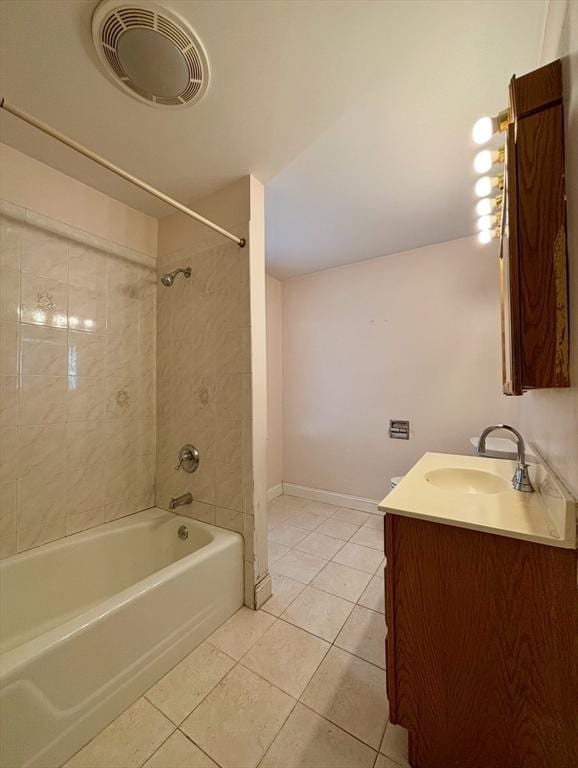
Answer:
92;1;209;108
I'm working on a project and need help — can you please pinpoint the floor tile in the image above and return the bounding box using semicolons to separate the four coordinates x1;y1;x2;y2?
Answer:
332;507;371;526
295;531;345;559
207;606;275;660
349;525;384;550
268;495;286;513
284;508;328;531
312;561;371;603
301;646;388;749
380;722;410;767
269;540;292;563
272;549;327;584
269;523;309;547
268;506;289;527
181;665;295;768
294;499;337;519
143;731;217;768
274;494;311;513
374;557;386;578
146;642;235;725
64;698;174;768
261;574;306;617
260;703;376;768
375;755;403;768
282;586;353;642
241;618;330;697
335;605;386;668
315;518;360;541
358;576;385;614
332;542;384;574
363;513;385;531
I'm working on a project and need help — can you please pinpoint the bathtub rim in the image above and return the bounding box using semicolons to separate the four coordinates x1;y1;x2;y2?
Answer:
0;508;243;677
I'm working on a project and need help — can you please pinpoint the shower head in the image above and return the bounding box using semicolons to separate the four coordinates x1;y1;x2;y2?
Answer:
160;267;191;287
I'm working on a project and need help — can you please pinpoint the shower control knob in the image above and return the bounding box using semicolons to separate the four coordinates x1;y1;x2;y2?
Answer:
175;444;200;473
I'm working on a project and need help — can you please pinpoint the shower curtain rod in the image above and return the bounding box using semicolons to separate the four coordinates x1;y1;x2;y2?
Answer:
0;98;246;248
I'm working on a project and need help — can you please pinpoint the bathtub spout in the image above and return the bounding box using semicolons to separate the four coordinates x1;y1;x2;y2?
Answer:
169;493;193;511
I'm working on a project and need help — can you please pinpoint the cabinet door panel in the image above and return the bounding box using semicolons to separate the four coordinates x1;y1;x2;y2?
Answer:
390;514;577;768
384;514;397;721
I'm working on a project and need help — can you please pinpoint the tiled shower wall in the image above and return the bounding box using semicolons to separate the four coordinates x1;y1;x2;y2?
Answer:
0;200;156;558
156;233;257;604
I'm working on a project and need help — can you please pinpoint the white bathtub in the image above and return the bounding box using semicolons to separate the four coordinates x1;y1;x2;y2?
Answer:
0;508;244;768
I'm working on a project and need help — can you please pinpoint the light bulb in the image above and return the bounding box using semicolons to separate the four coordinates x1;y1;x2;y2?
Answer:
478;229;493;244
476;198;492;216
474;150;493;174
475;176;492;197
477;214;496;231
472;116;493;145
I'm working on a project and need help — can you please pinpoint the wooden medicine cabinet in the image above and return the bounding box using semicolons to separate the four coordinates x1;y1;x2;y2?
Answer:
500;59;570;395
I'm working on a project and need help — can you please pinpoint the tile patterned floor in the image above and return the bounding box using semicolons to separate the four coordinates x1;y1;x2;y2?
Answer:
64;496;409;768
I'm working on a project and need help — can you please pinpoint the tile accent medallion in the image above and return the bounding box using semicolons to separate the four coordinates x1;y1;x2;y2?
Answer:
0;200;156;557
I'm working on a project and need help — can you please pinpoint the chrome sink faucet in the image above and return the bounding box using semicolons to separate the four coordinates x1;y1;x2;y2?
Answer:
476;424;534;493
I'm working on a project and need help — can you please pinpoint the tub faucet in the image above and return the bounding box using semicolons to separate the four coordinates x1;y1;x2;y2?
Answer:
476;424;534;493
169;492;193;510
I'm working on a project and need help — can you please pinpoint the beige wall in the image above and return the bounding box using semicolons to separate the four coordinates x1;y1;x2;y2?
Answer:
156;176;269;607
0;146;157;557
266;274;283;492
281;235;517;502
518;0;578;498
0;144;157;258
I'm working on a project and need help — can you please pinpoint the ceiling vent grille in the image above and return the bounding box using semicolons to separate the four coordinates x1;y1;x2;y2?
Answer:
92;1;209;108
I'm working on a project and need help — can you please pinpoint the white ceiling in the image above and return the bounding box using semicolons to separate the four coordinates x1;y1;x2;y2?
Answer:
0;0;546;278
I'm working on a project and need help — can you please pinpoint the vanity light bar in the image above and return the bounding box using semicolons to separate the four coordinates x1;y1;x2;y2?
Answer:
472;108;508;245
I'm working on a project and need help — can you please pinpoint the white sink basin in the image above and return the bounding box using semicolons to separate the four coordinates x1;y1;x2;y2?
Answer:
425;468;509;495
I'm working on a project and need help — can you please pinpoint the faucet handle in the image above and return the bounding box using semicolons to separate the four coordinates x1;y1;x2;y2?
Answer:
512;463;535;493
175;444;200;473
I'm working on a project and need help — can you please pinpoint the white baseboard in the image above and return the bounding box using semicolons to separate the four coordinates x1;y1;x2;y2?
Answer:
266;483;283;503
282;482;381;515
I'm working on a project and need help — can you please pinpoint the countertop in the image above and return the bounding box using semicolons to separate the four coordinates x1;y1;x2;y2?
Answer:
378;450;576;549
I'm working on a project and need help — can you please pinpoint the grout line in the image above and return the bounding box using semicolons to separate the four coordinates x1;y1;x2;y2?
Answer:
135;708;176;768
253;632;335;768
268;499;387;656
143;696;177;724
254;695;299;768
269;507;385;595
276;595;387;672
204;638;243;664
378;729;410;768
144;648;234;729
298;701;380;755
178;728;225;768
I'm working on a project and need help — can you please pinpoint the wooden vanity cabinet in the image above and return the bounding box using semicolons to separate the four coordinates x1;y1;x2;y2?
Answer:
384;512;578;768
